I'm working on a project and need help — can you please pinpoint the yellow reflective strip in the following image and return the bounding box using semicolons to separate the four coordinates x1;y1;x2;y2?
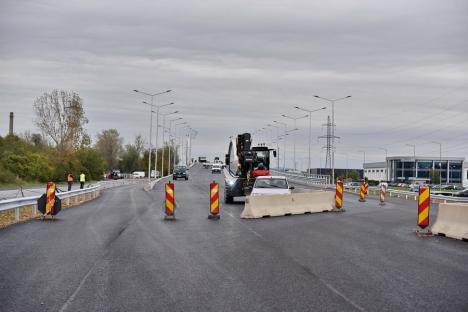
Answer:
166;200;174;210
418;207;429;223
211;200;219;210
336;197;342;205
419;190;429;204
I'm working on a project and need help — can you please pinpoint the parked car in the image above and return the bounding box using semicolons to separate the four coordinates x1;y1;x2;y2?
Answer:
251;176;294;196
453;189;468;197
173;166;189;180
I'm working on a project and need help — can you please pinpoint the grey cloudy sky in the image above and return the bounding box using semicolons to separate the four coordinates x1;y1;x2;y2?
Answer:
1;0;467;169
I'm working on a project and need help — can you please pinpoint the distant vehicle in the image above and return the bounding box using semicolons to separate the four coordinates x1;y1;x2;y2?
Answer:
211;163;222;174
453;189;468;197
409;185;420;192
108;170;123;180
251;176;293;196
173;166;189;180
132;171;145;178
150;170;160;178
203;162;211;169
198;156;207;163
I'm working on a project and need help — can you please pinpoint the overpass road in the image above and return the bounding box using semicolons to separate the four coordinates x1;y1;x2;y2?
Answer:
1;164;468;311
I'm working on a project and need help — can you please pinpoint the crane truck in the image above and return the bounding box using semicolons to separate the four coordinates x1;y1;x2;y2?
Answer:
224;133;276;203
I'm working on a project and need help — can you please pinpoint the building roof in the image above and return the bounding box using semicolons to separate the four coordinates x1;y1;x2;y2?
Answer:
386;156;465;161
363;162;387;169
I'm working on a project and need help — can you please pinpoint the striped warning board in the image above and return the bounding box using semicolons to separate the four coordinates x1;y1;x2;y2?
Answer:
165;182;175;218
209;182;220;219
335;180;343;209
45;182;56;215
418;186;430;229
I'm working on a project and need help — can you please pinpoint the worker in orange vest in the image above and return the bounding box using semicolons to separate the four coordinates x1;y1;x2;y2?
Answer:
67;173;74;191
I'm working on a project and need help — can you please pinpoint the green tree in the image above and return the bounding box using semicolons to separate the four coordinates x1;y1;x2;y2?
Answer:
347;170;360;182
430;169;441;184
76;147;107;180
95;129;123;170
33;90;89;152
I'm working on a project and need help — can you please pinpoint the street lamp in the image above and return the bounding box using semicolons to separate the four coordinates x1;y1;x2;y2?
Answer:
273;120;287;171
134;89;172;180
282;113;308;171
294;106;327;176
167;117;183;174
358;150;366;180
378;147;388;181
406;144;416;181
431;141;442;190
267;124;281;169
160;110;179;176
314;95;351;183
145;101;174;178
174;121;187;169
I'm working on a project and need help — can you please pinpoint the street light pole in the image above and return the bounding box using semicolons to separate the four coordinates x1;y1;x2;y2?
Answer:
160;110;179;176
432;141;442;190
134;89;171;179
294;106;326;176
358;150;366;179
167;117;182;174
274;120;287;171
406;144;416;181
267;124;280;169
314;95;351;183
282;114;308;171
174;121;187;169
378;147;388;181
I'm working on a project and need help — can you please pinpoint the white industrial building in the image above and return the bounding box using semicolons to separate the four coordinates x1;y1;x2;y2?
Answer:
364;156;467;186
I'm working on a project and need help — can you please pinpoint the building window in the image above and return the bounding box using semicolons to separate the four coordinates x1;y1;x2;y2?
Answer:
417;161;432;170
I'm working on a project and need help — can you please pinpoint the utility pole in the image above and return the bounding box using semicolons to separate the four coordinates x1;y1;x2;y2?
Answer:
314;95;351;183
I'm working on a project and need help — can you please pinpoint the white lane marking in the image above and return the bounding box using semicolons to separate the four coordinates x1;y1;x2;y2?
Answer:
223;210;264;239
223;202;366;312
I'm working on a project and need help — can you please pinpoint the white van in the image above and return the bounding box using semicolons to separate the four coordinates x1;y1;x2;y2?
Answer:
132;171;145;178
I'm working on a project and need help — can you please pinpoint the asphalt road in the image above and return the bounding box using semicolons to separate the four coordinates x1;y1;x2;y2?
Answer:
1;164;468;311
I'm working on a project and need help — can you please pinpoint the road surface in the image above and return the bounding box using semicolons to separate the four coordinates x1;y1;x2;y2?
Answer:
1;164;467;311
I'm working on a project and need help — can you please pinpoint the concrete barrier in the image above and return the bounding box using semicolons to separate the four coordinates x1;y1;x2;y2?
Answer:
431;203;468;240
241;191;334;219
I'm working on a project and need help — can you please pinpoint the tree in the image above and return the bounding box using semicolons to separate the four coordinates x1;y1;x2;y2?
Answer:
430;169;440;184
33;90;88;151
95;129;123;170
119;135;146;173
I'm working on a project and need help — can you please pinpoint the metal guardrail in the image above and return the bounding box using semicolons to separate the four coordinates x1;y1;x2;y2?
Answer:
0;178;149;226
344;185;468;203
270;170;330;185
271;171;468;203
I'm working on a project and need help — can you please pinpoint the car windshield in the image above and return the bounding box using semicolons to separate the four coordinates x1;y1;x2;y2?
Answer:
254;178;288;189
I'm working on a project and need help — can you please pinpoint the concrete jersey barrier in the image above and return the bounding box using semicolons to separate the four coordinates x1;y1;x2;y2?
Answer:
431;203;468;240
241;191;334;219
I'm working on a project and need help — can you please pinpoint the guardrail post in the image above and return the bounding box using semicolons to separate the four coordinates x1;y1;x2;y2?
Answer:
15;207;19;222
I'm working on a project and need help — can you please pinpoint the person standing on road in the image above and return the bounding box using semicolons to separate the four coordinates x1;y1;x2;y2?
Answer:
79;172;86;189
67;173;74;191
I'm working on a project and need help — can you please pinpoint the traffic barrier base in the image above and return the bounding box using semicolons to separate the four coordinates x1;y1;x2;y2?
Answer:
241;191;334;219
431;203;468;240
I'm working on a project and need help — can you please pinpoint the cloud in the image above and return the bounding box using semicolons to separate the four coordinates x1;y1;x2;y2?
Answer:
1;0;467;169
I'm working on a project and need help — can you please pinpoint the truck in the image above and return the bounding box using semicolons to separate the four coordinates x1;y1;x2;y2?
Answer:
223;133;276;203
198;156;207;163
